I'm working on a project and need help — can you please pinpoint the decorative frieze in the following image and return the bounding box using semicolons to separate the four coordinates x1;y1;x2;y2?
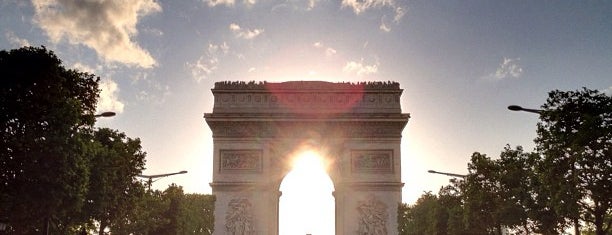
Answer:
225;198;254;234
351;150;394;173
220;150;262;173
211;81;404;114
357;195;388;235
207;121;407;138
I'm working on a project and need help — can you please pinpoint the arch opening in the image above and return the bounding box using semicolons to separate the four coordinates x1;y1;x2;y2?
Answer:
279;150;335;235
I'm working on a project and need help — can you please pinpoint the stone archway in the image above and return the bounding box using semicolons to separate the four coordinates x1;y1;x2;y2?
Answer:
205;81;410;235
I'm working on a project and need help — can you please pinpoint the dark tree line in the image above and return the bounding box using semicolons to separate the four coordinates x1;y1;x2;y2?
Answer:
399;88;611;235
0;47;215;234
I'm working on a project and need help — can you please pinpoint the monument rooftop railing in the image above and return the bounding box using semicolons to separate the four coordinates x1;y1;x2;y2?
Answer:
209;81;406;114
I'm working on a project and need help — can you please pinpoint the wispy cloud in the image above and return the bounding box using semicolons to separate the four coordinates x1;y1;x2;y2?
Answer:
342;0;406;32
204;0;256;7
379;17;391;32
343;59;378;76
72;62;97;74
97;79;125;114
483;57;523;81
313;42;337;57
204;0;235;7
342;0;405;19
31;0;161;68
188;42;230;82
5;31;30;47
135;81;171;104
229;23;263;40
603;86;612;96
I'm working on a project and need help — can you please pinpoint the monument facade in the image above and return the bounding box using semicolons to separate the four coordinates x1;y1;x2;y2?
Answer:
205;81;410;234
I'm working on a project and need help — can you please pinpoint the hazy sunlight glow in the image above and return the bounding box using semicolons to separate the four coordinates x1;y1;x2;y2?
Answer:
279;151;335;235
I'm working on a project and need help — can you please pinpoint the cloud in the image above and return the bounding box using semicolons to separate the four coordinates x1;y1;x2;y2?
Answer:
229;23;263;40
307;0;319;10
5;31;31;47
97;79;125;114
484;57;523;81
32;0;161;68
393;6;406;23
313;42;337;57
342;0;401;15
204;0;235;7
135;81;171;104
188;42;230;82
379;17;391;32
342;0;406;31
343;59;378;76
603;86;612;96
72;62;96;74
203;0;256;7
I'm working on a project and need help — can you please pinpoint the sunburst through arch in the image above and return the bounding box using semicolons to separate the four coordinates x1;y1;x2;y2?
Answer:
279;150;335;235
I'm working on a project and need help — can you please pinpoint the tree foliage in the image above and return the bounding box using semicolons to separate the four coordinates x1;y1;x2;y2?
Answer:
0;46;217;234
0;46;99;233
398;192;439;235
85;128;147;235
536;88;612;235
115;185;216;235
399;88;611;235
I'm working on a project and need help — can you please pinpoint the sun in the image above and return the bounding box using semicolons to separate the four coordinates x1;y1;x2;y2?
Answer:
279;150;335;235
291;150;327;173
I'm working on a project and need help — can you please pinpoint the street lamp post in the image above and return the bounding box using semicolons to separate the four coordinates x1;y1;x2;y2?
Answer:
507;105;542;114
137;170;188;191
93;111;116;118
427;170;466;178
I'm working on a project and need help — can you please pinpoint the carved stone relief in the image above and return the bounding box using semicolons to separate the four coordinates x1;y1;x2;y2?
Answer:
225;198;254;235
351;150;393;173
220;150;262;172
208;121;405;138
357;195;388;235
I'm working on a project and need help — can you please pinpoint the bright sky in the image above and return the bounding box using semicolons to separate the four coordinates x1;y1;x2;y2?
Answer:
1;1;611;233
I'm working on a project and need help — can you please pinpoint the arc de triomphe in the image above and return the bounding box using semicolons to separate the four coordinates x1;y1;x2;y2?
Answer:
204;81;410;234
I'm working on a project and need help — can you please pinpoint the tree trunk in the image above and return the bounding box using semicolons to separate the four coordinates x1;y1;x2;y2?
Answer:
594;211;604;235
574;217;580;235
98;220;108;235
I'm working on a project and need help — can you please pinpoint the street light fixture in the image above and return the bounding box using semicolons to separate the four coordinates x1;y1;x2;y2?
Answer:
93;112;116;118
427;169;466;178
507;105;542;114
137;170;188;190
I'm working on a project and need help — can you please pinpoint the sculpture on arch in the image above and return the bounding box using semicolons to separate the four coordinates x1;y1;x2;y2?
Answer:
357;195;388;235
225;198;254;235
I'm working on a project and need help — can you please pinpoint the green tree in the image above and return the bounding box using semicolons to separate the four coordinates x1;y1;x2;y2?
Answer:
462;152;504;234
438;183;467;235
85;128;147;235
398;192;439;235
182;194;215;234
495;146;539;234
0;47;99;234
152;184;185;235
112;189;166;235
535;88;612;235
